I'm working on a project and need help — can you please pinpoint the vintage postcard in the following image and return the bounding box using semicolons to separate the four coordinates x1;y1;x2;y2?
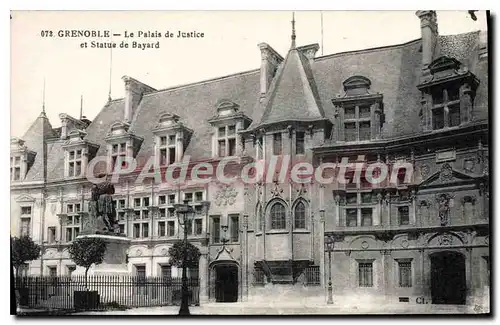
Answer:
10;10;490;316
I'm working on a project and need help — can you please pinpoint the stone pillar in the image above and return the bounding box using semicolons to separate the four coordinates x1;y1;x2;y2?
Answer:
199;252;209;304
242;214;249;302
382;250;391;303
466;247;473;305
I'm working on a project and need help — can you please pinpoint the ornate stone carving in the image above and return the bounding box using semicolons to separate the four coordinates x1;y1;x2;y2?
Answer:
361;241;369;250
483;158;489;175
463;158;475;173
409;189;417;202
401;240;409;248
437;233;453;246
296;183;307;198
160;248;168;256
380;250;391;256
270;181;283;197
420;164;430;179
436;194;451;226
439;163;453;183
214;185;238;207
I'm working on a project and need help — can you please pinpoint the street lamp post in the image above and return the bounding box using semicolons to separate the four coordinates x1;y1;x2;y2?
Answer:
323;214;334;305
174;199;195;316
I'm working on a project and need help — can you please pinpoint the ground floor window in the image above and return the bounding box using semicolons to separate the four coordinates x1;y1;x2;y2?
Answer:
358;261;373;287
398;260;412;287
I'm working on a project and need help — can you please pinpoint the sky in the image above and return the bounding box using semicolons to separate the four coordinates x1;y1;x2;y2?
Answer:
10;10;488;138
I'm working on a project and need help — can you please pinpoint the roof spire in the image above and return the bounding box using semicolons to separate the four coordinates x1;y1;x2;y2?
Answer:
291;12;296;49
41;77;46;116
108;39;113;102
80;95;83;119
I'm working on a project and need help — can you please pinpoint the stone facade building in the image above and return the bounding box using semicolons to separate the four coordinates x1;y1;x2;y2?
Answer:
11;11;489;306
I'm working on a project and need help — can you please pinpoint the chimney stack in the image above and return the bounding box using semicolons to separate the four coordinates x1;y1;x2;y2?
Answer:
122;76;156;123
258;43;284;96
416;10;440;74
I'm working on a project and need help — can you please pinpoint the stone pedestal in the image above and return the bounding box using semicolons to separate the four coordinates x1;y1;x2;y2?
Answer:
73;234;131;276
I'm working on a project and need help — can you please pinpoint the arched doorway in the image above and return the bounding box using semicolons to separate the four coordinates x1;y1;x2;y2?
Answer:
430;251;466;304
214;264;238;302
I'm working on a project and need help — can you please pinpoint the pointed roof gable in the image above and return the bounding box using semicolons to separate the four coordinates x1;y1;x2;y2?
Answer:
21;112;58;181
251;48;325;129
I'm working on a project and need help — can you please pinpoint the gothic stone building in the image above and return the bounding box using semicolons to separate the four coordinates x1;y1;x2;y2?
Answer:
10;11;489;306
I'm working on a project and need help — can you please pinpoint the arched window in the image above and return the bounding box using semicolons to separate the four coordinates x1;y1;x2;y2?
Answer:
294;201;306;229
270;202;286;230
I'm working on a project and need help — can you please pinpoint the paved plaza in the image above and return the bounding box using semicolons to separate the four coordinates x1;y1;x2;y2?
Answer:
70;302;487;316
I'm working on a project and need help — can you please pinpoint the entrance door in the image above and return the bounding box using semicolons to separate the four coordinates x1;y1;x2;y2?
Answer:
431;251;466;305
215;265;238;302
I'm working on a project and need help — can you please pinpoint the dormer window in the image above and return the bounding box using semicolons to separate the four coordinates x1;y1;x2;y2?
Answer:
208;100;252;158
67;149;82;177
10;137;36;182
343;105;372;142
272;133;282;155
63;129;98;178
217;125;237;157
111;142;127;170
105;121;143;173
430;86;461;130
11;156;21;181
418;56;480;132
295;131;305;155
159;135;176;166
152;113;192;166
332;76;384;143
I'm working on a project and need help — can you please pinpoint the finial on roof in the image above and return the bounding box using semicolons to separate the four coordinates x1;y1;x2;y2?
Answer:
80;95;83;119
108;42;113;102
291;12;296;49
42;77;46;114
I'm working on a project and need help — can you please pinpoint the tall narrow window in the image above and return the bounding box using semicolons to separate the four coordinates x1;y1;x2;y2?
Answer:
273;133;282;155
229;215;239;242
65;204;80;242
111;143;127;171
11;155;22;181
67;149;83;177
211;216;221;243
270;202;286;230
358;262;373;287
159;135;177;165
296;131;305;155
398;260;412;287
167;221;175;237
294;201;306;229
160;265;172;278
361;208;373;226
20;218;31;237
217;124;237;157
158;221;166;237
194;219;203;235
346;209;357;227
48;226;56;243
132;197;150;238
431;86;462;130
398;206;410;226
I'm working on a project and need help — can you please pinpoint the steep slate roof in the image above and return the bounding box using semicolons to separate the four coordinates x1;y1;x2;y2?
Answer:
22;112;58;181
250;47;325;129
19;31;487;182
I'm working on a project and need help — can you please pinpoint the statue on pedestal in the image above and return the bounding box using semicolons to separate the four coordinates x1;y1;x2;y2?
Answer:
86;175;120;235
